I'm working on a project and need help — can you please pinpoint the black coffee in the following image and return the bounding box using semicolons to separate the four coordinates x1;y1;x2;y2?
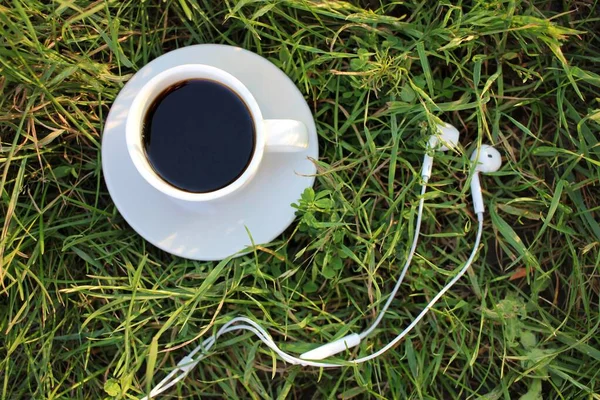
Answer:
142;79;255;193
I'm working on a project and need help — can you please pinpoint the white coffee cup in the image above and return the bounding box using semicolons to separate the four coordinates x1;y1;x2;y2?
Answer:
126;64;309;202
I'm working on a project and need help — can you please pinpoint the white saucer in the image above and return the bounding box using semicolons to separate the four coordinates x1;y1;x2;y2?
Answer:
102;45;318;261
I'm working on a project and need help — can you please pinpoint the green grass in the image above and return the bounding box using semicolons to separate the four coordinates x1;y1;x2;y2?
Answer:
1;0;600;398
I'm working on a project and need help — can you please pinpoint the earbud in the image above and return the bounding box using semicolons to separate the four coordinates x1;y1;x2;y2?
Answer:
470;144;502;214
428;122;460;151
421;122;460;180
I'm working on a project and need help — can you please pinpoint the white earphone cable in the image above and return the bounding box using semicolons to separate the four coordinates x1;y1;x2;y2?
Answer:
142;323;275;399
347;212;484;363
359;178;428;339
142;213;485;398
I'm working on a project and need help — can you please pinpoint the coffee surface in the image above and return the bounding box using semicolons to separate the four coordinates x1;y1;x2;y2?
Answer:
142;79;255;193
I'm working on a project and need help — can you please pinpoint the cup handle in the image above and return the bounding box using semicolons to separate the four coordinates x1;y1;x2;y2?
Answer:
264;119;309;153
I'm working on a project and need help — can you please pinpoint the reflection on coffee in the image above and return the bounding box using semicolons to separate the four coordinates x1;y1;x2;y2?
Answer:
142;79;255;193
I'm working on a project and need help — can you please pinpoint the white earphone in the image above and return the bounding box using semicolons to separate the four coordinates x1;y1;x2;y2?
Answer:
470;144;502;214
421;122;460;180
141;123;503;399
